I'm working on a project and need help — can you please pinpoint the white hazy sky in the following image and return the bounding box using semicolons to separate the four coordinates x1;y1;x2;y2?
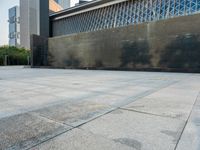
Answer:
0;0;92;46
0;0;19;46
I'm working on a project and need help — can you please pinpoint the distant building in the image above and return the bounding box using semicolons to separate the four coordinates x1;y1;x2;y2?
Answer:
54;0;70;9
8;6;20;47
20;0;49;49
19;0;71;49
18;0;92;49
49;0;63;14
54;0;90;9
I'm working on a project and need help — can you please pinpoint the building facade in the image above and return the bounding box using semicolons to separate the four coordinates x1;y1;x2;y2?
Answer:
49;0;63;13
20;0;49;49
50;0;200;37
19;0;74;49
8;6;20;47
54;0;87;8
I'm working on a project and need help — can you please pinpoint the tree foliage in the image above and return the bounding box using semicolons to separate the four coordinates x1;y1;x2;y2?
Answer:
0;46;30;65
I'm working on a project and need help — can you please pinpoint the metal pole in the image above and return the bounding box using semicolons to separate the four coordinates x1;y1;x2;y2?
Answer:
4;55;8;66
27;56;30;66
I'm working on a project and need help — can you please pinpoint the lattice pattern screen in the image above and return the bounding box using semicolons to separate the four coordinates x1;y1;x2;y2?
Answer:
52;0;200;37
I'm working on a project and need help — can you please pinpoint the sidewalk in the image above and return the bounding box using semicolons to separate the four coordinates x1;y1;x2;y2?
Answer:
0;67;199;150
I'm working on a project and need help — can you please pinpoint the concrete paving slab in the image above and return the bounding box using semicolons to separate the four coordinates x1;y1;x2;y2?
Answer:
81;109;185;150
176;94;200;150
83;85;118;93
33;100;113;127
85;93;126;106
0;95;64;119
109;86;152;97
30;128;134;150
0;102;24;119
176;107;200;150
123;88;199;121
0;67;199;150
146;87;199;100
170;76;200;91
49;89;96;100
0;113;71;150
0;97;9;103
123;98;193;121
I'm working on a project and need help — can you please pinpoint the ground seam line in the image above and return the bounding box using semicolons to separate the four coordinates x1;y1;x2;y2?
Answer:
174;91;200;150
120;108;177;119
27;79;180;149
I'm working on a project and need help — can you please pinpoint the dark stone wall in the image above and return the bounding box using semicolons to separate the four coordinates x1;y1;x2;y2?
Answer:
48;14;200;72
30;35;48;67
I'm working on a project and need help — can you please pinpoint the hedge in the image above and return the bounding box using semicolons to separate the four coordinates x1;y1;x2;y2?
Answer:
0;46;30;66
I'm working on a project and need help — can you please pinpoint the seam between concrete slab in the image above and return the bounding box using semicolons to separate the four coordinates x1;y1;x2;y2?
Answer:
25;79;180;150
119;108;178;119
63;81;179;129
25;127;75;150
25;109;117;150
17;76;178;127
25;106;117;149
174;92;200;150
35;113;74;128
116;81;179;107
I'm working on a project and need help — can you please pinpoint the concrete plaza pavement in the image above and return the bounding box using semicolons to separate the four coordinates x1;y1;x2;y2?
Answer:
0;66;200;150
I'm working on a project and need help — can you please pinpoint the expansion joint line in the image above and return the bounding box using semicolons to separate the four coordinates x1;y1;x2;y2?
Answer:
174;92;200;150
27;79;180;150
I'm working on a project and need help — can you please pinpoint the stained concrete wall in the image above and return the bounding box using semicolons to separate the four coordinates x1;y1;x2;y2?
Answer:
48;14;200;72
31;35;48;67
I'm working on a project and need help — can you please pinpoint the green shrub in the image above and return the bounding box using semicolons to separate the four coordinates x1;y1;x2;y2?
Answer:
0;46;30;66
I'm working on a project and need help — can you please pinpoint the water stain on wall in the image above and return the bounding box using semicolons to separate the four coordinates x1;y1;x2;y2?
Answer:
160;34;200;69
120;40;151;68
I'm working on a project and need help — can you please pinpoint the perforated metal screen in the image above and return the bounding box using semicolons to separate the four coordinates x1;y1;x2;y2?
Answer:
51;0;200;37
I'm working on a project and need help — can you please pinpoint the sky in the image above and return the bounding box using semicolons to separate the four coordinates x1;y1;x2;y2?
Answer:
0;0;19;46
